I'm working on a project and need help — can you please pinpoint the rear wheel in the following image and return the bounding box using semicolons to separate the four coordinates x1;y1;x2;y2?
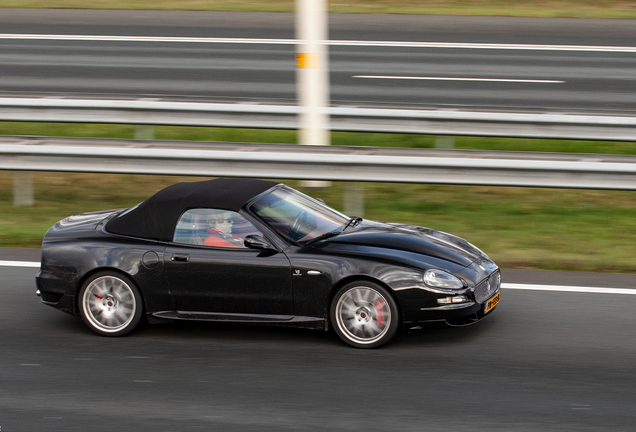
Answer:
330;281;399;348
78;272;143;336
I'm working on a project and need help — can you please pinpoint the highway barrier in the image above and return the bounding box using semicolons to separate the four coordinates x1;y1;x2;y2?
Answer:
2;136;636;190
0;97;635;141
2;97;635;207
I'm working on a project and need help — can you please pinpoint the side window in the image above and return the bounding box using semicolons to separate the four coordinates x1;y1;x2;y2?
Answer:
173;209;263;248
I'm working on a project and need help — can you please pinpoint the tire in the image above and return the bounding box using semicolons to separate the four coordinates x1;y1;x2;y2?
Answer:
78;271;143;337
330;281;400;348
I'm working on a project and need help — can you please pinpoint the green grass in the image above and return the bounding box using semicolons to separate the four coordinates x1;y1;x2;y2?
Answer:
1;172;635;273
0;1;634;19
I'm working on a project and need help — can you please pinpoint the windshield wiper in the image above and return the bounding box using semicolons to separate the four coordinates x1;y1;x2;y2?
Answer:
305;230;342;246
343;217;363;231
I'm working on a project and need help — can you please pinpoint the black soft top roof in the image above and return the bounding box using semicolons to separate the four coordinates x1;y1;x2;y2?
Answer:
105;178;277;242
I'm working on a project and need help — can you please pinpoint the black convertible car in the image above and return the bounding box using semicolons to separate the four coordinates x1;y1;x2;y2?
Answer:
36;178;500;348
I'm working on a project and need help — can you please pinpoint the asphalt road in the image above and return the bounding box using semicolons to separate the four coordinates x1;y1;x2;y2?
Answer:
1;9;635;113
2;249;636;431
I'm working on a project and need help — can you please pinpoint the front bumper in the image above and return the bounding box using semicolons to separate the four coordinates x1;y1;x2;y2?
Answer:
399;270;501;327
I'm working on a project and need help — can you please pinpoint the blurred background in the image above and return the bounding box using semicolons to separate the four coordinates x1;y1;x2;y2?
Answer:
1;1;635;272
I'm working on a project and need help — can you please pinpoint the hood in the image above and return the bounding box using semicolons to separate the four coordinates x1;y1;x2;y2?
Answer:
326;220;489;268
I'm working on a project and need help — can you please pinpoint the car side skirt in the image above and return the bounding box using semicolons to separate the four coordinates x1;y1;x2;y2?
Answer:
151;311;327;330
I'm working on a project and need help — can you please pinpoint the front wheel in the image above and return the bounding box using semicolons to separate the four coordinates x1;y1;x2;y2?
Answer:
78;272;143;336
330;281;400;348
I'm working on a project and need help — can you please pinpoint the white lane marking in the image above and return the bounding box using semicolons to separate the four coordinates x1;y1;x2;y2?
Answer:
353;75;565;84
0;34;299;44
0;34;635;53
0;260;40;268
502;283;636;295
330;40;636;53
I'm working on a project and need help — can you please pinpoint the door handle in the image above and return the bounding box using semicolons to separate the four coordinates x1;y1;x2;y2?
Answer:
171;253;190;262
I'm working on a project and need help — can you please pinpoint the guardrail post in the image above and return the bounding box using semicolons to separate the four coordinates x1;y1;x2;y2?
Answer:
135;125;155;140
344;182;364;217
13;171;34;207
435;136;455;149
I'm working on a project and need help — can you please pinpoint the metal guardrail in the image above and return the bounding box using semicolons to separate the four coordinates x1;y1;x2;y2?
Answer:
1;97;635;141
2;136;636;190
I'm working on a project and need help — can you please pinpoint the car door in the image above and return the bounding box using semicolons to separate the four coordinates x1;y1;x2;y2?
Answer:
164;208;293;316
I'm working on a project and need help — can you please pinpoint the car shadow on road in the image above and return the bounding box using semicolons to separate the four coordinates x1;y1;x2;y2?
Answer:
395;314;501;348
138;319;339;346
40;308;502;351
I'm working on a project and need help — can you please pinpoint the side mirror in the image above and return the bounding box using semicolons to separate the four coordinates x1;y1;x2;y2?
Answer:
244;235;277;252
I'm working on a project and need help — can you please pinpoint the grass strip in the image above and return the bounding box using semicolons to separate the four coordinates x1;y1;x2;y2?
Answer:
1;172;635;273
0;1;635;19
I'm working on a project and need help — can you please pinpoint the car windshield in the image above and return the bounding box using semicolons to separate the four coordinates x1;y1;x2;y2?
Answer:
250;186;350;244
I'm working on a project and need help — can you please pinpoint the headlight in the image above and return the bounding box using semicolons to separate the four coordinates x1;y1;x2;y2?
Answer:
423;269;464;289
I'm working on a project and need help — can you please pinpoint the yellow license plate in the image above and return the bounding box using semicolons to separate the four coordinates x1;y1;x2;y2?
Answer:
484;291;500;314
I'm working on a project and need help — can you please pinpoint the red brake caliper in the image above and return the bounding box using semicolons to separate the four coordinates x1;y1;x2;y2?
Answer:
375;299;385;328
